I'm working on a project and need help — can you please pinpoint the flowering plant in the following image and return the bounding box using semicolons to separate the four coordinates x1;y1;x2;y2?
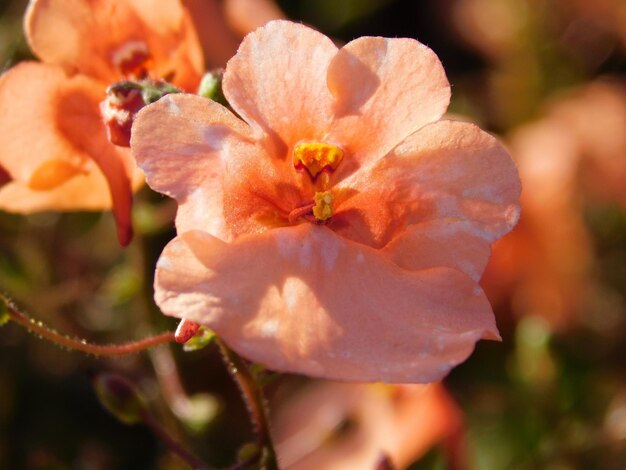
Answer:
132;20;521;383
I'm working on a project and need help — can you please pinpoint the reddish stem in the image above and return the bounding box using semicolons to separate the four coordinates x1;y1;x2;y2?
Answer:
1;293;175;356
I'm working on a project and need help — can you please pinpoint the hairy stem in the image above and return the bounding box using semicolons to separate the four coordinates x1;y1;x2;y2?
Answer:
142;411;212;470
1;293;175;356
216;337;279;470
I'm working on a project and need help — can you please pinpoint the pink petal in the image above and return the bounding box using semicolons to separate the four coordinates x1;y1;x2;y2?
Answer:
26;0;203;89
154;224;498;383
327;36;450;173
132;93;255;241
332;120;521;250
222;20;338;150
382;219;493;281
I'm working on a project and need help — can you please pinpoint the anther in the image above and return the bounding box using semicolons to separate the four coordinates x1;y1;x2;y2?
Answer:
293;142;343;179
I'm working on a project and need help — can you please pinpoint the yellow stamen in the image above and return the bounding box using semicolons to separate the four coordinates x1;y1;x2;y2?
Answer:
312;191;334;222
293;142;343;179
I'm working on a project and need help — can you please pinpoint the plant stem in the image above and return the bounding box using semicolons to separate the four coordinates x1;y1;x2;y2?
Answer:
142;411;212;470
1;293;175;356
216;337;279;470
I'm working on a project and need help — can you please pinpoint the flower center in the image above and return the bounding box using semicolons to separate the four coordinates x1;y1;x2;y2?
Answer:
293;142;343;180
312;191;334;221
288;191;335;224
112;41;152;79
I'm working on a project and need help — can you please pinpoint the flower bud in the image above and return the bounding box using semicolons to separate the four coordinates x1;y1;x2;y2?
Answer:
93;373;146;425
101;80;180;147
174;319;200;343
198;70;227;106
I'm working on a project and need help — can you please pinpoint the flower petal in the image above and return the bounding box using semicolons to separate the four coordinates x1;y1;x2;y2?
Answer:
132;93;257;240
327;36;450;171
0;168;143;213
0;62;89;182
222;20;338;150
26;0;203;89
182;0;240;67
0;62;137;245
382;219;493;281
154;224;498;383
332;120;521;251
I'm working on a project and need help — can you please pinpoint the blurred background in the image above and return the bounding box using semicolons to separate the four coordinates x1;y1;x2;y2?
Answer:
0;0;625;468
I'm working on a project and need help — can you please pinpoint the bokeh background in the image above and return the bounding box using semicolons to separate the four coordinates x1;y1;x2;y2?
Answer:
0;0;625;468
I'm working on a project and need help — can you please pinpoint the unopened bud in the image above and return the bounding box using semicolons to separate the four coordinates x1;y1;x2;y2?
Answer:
100;84;145;147
198;70;227;106
101;80;180;147
93;373;146;424
175;319;200;343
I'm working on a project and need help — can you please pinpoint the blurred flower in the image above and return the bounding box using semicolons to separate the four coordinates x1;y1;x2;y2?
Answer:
483;80;626;329
272;381;466;470
133;20;520;382
182;0;286;68
556;0;626;48
450;0;527;60
0;0;204;245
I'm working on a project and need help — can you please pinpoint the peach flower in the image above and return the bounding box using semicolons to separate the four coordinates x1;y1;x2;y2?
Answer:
272;382;465;470
0;0;204;245
132;20;520;382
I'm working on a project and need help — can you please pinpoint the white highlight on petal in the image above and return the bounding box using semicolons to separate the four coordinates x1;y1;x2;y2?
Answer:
261;319;279;337
157;256;172;270
283;276;307;311
165;95;181;116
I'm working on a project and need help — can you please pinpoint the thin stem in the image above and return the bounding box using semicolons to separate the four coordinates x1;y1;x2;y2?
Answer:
142;411;212;470
216;337;279;470
1;294;175;356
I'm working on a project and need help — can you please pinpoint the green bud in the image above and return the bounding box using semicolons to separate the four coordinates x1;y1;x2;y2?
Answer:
182;326;216;352
197;70;227;106
94;373;146;425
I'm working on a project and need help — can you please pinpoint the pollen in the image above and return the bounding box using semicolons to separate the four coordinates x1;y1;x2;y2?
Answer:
293;142;343;179
312;191;334;222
